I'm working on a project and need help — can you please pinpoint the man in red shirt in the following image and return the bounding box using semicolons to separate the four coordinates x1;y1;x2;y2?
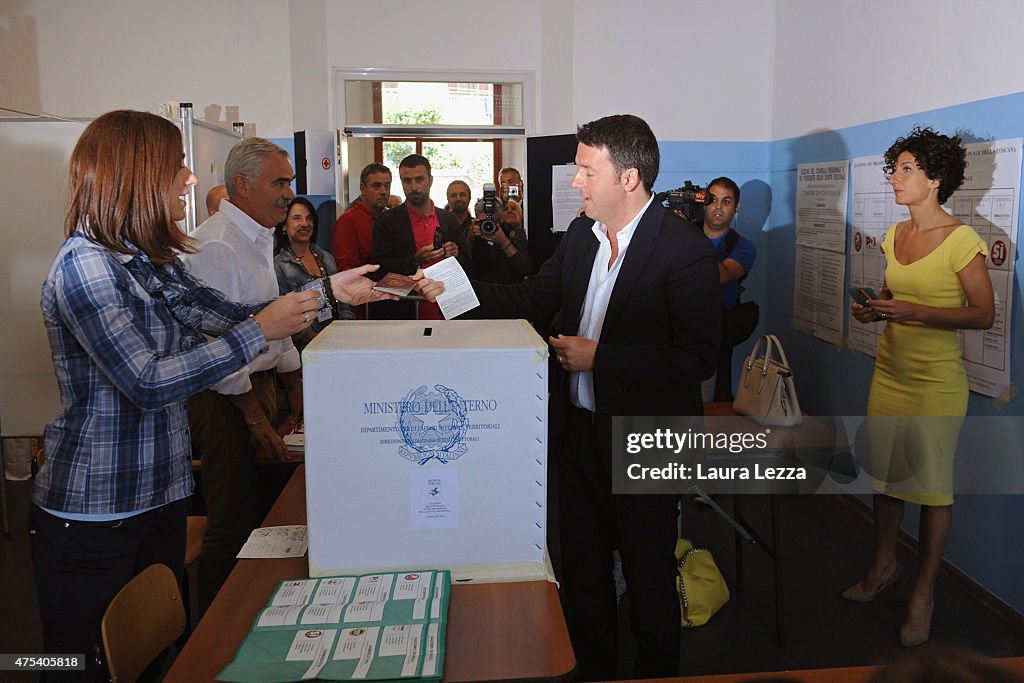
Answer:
332;163;392;270
371;154;470;319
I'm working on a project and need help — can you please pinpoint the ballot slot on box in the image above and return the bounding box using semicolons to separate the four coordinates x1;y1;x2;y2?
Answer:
302;319;549;582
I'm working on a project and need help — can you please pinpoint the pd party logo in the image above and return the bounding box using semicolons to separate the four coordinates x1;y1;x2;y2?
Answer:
397;384;469;465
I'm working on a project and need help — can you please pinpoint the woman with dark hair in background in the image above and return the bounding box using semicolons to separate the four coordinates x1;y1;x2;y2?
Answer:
274;197;354;351
32;110;388;681
845;126;994;647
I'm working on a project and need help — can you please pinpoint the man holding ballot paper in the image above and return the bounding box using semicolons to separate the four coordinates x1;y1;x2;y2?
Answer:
370;153;470;319
417;114;721;680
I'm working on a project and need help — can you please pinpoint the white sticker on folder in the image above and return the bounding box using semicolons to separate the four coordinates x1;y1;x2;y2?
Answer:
285;628;335;662
333;626;374;661
423;623;439;677
344;601;386;623
392;571;431;600
300;604;345;625
353;627;378;679
257;605;303;627
313;576;356;604
271;579;317;606
402;625;424;677
378;624;411;657
354;574;394;602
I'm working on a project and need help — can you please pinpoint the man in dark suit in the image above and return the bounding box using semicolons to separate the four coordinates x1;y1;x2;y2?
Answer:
370;154;470;319
420;114;720;679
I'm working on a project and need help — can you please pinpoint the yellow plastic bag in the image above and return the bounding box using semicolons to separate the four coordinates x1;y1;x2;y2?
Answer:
675;538;729;627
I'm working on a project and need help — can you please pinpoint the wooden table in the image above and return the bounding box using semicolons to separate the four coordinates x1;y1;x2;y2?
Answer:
163;465;575;682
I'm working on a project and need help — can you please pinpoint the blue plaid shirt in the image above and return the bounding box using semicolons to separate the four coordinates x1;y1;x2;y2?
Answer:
34;232;270;514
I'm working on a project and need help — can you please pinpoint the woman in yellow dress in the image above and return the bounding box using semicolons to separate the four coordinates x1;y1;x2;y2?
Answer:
844;126;995;647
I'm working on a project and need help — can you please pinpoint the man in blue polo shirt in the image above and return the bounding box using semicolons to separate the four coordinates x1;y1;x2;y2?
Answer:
701;176;756;402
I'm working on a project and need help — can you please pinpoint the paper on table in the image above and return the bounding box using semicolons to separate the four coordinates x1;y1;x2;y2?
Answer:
237;524;308;559
283;422;304;454
422;257;479;319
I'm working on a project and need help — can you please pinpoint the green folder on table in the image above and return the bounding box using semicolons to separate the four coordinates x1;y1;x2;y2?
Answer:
217;570;450;682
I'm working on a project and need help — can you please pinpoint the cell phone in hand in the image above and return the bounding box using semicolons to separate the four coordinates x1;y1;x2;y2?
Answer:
848;286;878;306
433;228;444;251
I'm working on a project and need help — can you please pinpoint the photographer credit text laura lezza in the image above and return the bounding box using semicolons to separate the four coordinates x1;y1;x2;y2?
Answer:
623;427;808;481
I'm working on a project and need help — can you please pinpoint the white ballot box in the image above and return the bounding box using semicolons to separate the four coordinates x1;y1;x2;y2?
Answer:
302;319;549;581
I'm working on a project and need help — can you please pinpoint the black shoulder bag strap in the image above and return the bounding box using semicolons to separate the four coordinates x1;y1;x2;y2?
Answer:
722;228;746;305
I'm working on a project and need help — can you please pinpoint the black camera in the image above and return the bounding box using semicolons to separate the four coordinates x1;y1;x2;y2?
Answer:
655;181;710;224
479;182;501;237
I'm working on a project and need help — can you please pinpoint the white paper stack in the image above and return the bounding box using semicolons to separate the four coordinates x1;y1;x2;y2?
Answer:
282;423;304;455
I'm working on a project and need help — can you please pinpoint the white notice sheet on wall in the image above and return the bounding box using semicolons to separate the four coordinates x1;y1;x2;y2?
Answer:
848;138;1020;399
792;160;850;344
552;164;583;232
410;468;459;530
796;160;849;252
792;246;847;345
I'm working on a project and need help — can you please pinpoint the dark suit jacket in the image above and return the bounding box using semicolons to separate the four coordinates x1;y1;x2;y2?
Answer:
370;202;471;277
469;200;721;459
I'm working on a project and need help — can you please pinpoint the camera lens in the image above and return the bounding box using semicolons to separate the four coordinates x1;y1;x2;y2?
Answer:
480;218;497;236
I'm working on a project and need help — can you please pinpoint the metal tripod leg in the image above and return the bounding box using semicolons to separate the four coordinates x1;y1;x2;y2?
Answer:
690;485;753;542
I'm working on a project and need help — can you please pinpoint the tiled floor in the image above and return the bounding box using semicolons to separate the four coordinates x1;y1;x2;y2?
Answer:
3;477;1023;682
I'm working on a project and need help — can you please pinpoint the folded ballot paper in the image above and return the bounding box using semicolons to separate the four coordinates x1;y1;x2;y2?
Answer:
217;569;450;682
421;257;479;319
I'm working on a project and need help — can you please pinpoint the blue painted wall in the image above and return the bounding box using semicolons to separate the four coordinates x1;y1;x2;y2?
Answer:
661;93;1024;612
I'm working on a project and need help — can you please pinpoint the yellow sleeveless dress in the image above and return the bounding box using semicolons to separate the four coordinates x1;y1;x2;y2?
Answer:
866;224;988;505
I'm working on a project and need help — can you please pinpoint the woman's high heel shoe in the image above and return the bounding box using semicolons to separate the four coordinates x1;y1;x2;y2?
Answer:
900;598;934;647
841;563;903;603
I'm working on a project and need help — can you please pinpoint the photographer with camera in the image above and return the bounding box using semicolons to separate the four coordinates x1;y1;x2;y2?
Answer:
700;176;757;402
499;166;525;207
468;183;531;283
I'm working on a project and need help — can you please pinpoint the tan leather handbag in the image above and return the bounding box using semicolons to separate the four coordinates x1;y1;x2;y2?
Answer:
733;334;802;426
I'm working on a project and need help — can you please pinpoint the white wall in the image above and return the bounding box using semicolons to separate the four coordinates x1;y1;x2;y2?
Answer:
314;0;775;140
3;0;293;135
772;0;1024;139
571;0;776;141
4;1;776;141
320;0;549;132
8;1;1024;147
537;0;574;135
289;0;330;132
